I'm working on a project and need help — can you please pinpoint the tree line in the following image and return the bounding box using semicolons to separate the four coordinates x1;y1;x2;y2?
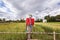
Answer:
35;15;60;22
45;15;60;22
0;15;60;23
0;18;25;23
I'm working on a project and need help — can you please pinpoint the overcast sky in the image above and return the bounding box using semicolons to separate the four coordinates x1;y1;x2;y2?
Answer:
0;0;60;20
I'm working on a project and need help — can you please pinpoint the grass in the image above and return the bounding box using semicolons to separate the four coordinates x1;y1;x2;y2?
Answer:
38;22;60;32
0;22;60;40
0;23;26;32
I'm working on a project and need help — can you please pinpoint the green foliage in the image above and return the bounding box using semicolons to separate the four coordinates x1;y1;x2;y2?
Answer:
0;19;2;21
56;15;60;19
44;15;60;22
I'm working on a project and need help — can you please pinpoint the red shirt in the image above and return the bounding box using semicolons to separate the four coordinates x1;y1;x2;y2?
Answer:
26;18;34;26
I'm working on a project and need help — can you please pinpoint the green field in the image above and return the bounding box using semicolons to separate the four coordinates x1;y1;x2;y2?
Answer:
0;22;60;40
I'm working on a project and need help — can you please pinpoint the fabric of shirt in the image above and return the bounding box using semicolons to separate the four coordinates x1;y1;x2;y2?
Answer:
26;18;34;26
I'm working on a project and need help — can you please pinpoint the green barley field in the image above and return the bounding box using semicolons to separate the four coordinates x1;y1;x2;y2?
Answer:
0;22;60;40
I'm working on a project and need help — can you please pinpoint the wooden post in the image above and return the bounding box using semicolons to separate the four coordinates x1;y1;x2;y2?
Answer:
27;33;31;40
53;31;56;40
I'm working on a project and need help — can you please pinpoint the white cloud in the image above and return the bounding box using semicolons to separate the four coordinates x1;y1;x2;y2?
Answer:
0;0;60;20
0;0;18;20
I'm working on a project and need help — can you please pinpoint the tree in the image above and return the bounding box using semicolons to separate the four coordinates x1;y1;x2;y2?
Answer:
0;19;2;22
20;18;25;22
45;15;56;22
44;15;51;22
50;16;56;22
3;18;5;21
55;15;60;19
55;15;60;22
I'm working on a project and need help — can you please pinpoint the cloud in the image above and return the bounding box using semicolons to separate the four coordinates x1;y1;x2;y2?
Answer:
0;0;60;20
0;0;18;20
